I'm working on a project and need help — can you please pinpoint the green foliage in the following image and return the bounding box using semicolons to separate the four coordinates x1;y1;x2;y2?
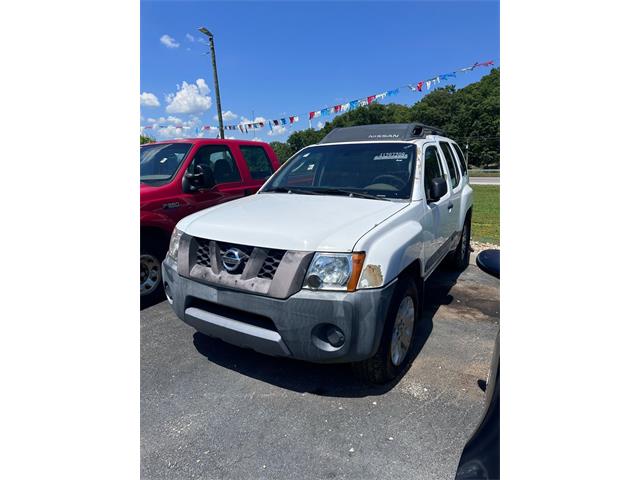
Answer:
277;68;500;167
268;141;294;164
140;134;155;145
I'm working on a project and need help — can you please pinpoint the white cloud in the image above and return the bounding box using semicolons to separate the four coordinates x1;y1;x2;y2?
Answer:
268;124;287;136
186;33;195;42
249;137;264;142
215;110;238;122
165;79;212;114
141;115;204;140
316;121;325;129
240;116;267;124
140;92;160;107
195;78;210;95
160;34;180;48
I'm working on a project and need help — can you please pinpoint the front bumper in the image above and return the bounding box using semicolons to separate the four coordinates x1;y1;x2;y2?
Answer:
162;258;396;363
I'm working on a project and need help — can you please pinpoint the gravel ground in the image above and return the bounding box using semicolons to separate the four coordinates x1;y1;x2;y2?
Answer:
471;240;500;252
141;262;499;480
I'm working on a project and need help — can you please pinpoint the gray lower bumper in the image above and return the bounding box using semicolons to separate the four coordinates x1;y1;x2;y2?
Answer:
162;258;396;363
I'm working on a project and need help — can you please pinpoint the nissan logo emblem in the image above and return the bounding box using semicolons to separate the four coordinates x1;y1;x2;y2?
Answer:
221;248;244;272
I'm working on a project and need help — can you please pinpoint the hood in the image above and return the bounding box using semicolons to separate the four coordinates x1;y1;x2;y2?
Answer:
178;193;409;252
140;183;155;196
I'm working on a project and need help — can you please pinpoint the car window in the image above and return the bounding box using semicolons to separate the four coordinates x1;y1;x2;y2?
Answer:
140;143;192;186
262;143;417;200
188;145;241;185
439;142;460;189
423;145;446;197
451;142;468;176
239;145;274;180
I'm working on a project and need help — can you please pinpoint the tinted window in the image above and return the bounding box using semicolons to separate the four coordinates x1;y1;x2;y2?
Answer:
189;145;241;185
262;143;416;200
140;143;192;186
451;142;468;176
439;142;460;189
240;145;274;180
423;146;445;195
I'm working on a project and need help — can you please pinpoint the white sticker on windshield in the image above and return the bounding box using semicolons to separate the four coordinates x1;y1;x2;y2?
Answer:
303;153;311;157
307;164;315;170
373;152;409;161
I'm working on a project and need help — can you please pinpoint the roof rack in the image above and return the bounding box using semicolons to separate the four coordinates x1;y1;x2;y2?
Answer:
317;123;445;144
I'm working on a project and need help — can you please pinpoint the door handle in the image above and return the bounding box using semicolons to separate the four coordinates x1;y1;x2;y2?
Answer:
447;203;454;212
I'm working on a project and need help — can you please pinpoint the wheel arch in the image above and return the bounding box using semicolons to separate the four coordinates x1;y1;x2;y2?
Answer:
141;225;171;250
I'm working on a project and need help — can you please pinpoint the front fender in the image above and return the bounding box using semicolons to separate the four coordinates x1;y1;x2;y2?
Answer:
354;203;423;289
140;210;174;233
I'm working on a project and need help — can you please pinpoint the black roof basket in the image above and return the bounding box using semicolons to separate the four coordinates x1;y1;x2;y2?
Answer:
317;123;445;144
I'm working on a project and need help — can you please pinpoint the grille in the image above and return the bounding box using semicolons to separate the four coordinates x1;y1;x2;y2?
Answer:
257;249;286;279
218;242;254;275
195;238;211;267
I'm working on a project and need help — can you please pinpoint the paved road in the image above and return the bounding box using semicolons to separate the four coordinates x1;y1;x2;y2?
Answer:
141;260;499;480
469;176;500;185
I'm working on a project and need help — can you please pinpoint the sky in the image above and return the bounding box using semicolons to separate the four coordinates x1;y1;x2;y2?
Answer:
140;0;499;142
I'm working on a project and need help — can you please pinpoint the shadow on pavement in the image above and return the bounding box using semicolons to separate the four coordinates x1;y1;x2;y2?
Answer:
140;295;165;311
192;265;463;398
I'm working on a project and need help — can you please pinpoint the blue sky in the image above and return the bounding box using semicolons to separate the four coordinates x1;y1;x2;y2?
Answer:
141;0;499;141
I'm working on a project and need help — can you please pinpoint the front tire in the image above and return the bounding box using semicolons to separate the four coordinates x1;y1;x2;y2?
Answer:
140;239;165;305
352;278;418;384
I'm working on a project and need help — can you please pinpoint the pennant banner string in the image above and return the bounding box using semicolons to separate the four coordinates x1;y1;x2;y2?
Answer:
196;60;494;134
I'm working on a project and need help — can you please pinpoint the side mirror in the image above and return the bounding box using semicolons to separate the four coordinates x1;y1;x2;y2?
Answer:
182;164;215;192
428;177;447;202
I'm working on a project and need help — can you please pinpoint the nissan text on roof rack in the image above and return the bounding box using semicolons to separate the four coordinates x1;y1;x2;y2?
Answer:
162;123;473;383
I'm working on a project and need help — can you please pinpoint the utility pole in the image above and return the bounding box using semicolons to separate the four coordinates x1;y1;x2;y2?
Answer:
198;27;224;139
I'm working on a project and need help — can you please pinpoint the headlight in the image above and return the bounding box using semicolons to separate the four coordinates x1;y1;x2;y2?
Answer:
167;228;183;261
303;252;365;292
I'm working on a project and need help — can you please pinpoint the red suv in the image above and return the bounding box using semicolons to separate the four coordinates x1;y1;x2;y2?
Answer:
141;138;280;303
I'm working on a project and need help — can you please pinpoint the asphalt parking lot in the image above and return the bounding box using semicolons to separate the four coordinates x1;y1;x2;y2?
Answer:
141;257;499;480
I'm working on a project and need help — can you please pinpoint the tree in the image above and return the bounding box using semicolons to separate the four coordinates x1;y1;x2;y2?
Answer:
269;141;294;164
276;68;500;167
140;134;155;144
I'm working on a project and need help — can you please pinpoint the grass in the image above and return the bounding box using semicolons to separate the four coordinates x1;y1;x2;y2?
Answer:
471;185;500;245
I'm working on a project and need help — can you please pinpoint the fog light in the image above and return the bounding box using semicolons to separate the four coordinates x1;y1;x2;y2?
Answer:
326;326;345;348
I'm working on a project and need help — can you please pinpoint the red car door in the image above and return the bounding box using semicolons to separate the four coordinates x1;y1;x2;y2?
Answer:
183;143;247;213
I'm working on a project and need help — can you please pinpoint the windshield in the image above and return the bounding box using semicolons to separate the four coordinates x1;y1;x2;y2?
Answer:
140;143;193;186
261;142;416;200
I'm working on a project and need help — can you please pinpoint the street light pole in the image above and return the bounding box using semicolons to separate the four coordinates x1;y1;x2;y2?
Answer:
199;27;224;139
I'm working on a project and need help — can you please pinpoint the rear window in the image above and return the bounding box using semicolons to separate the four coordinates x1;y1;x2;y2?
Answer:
451;142;468;176
240;145;274;180
439;142;460;189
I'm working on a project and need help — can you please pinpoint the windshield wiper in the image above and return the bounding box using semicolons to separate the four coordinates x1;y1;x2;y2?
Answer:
306;187;391;201
261;186;321;195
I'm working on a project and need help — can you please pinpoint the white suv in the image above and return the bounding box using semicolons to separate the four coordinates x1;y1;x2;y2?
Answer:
162;123;472;383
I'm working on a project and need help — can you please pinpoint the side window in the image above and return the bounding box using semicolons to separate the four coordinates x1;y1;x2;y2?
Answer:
189;145;241;185
439;142;460;189
451;142;468;176
239;145;274;180
423;145;446;196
